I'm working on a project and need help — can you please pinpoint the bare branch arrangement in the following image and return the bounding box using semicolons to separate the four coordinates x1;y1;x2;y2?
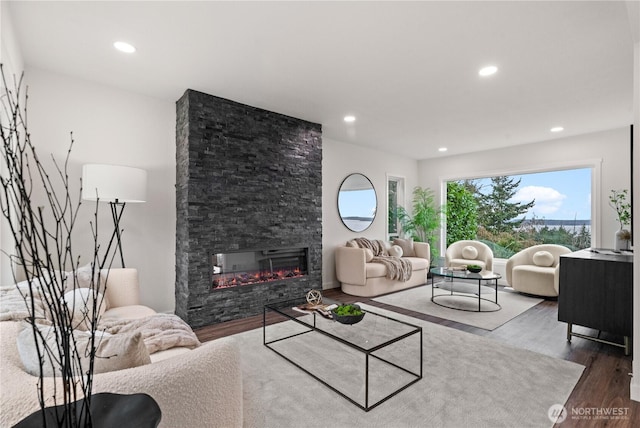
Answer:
1;65;118;427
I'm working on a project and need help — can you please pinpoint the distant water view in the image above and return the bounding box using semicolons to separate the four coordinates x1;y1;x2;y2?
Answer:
518;219;591;232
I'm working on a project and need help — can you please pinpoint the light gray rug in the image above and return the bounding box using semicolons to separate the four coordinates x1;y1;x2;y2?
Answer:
239;303;583;428
373;284;543;330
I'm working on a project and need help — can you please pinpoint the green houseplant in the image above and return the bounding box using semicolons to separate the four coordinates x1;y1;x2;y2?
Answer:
397;186;443;262
609;189;631;250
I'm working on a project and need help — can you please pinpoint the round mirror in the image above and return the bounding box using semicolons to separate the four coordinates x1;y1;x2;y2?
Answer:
338;173;377;232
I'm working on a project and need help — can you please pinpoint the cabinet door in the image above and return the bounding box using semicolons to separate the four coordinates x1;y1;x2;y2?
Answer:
558;257;632;336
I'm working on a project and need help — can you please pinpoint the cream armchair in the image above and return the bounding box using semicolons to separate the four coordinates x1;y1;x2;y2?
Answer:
445;240;494;271
505;244;572;297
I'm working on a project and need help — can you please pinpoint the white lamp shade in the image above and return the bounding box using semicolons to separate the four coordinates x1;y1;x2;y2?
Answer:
82;164;147;203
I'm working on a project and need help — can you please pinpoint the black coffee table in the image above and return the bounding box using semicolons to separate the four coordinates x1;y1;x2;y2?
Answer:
430;267;502;312
264;298;422;411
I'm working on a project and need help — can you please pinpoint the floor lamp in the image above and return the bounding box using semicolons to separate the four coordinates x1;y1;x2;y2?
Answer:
82;164;147;267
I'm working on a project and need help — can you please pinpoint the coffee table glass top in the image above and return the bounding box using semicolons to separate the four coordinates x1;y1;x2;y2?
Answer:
430;266;501;280
264;298;421;352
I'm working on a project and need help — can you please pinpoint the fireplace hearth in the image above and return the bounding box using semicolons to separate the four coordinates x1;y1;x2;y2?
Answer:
212;247;308;289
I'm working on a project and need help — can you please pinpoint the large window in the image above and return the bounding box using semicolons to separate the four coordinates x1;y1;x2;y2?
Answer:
446;168;592;258
387;175;405;240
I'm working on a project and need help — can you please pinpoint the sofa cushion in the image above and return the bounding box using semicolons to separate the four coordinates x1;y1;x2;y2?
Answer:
102;304;157;321
17;324;151;376
404;257;429;270
462;245;479;260
365;263;387;278
448;258;487;270
363;248;374;262
365;256;428;278
532;250;554;267
393;238;415;257
388;245;403;258
62;288;107;331
149;346;192;363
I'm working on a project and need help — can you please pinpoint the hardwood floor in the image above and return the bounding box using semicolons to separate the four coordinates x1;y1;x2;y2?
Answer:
194;287;639;427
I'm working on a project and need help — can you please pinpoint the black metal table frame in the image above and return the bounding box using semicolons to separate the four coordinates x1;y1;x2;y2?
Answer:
263;302;422;412
430;268;502;312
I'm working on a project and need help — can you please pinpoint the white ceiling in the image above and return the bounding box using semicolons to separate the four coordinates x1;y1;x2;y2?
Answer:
5;1;636;160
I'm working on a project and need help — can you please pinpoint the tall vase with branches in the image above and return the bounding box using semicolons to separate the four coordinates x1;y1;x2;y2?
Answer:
1;67;119;426
609;189;631;251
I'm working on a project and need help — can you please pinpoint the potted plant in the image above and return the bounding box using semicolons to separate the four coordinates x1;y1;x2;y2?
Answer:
609;189;631;251
397;186;443;263
331;304;365;325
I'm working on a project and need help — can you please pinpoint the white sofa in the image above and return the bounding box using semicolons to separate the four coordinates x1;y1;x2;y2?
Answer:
336;240;430;297
0;268;244;427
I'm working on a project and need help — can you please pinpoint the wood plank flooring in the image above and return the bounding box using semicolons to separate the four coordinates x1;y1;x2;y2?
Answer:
194;287;639;427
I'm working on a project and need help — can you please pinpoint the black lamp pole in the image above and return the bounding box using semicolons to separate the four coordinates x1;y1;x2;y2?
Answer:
103;199;127;268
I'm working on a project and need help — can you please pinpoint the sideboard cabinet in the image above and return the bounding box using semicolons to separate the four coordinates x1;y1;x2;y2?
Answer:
557;249;633;354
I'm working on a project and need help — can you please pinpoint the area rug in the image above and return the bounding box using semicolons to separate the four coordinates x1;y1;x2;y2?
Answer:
372;284;543;330
238;303;583;428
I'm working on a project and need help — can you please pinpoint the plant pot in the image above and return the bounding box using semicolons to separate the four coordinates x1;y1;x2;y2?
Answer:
14;392;161;428
614;228;631;251
331;305;366;325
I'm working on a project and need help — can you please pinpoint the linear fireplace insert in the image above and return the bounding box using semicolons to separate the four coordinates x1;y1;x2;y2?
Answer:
211;247;308;289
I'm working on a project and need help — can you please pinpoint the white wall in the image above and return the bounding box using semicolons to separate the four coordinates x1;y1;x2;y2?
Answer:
0;3;25;285
322;138;418;289
418;127;631;255
628;0;640;403
631;38;640;403
20;68;176;313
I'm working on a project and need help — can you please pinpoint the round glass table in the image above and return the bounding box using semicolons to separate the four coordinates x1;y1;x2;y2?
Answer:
429;267;502;312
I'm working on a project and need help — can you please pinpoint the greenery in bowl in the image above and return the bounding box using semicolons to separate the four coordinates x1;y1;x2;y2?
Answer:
467;264;483;273
333;304;363;316
332;304;365;324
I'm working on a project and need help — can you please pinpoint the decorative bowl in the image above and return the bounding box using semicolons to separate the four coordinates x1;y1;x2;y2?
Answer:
467;265;483;273
331;304;365;325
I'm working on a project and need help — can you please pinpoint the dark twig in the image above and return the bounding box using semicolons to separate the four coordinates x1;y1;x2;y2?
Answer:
1;65;117;427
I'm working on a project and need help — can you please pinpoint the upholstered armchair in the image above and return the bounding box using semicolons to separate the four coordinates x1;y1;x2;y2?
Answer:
505;244;572;297
445;240;494;271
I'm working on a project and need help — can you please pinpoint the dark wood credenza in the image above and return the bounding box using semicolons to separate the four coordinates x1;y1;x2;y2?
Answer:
558;249;633;355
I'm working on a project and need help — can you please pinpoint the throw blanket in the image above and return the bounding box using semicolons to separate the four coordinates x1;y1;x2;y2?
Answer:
98;313;201;354
353;237;413;282
0;284;50;322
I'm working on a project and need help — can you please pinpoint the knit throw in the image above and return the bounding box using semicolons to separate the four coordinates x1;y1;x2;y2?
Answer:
353;238;413;282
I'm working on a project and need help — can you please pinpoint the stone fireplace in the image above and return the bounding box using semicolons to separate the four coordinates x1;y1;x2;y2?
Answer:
175;89;322;328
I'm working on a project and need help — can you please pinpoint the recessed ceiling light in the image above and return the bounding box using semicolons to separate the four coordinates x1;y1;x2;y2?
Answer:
343;115;356;123
550;126;564;133
114;41;136;53
438;147;448;152
478;66;498;77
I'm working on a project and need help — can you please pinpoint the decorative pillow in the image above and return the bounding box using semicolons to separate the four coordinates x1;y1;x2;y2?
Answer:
532;250;554;267
65;263;106;293
17;324;150;377
93;332;151;374
461;245;479;260
345;240;358;248
363;248;374;262
62;288;107;331
387;245;403;258
393;238;415;257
